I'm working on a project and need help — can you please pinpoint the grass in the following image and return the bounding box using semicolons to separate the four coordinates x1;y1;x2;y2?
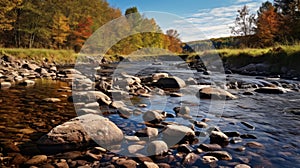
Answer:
0;48;77;65
186;44;300;74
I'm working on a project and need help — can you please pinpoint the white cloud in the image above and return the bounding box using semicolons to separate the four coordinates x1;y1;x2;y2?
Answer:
171;1;264;42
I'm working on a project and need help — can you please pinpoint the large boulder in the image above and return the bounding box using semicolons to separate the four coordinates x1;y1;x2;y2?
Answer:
197;87;237;100
156;76;186;89
38;114;123;153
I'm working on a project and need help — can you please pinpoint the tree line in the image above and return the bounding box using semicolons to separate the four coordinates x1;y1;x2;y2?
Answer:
231;0;300;48
0;1;182;54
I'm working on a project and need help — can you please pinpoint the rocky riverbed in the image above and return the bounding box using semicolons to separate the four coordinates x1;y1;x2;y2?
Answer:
0;55;300;168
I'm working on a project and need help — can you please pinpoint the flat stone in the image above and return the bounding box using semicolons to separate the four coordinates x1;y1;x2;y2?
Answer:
204;151;232;161
20;79;35;86
197;87;237;100
246;141;264;148
254;87;286;94
128;145;144;154
25;155;47;165
198;144;222;151
43;98;61;103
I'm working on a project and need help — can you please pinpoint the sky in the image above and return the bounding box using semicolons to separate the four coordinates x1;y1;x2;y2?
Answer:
107;0;269;42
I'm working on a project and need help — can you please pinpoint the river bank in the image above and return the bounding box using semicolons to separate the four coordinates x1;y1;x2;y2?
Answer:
0;54;300;167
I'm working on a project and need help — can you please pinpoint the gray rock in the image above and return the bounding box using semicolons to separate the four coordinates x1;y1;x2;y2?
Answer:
156;76;186;89
209;131;229;146
147;140;168;156
197;87;237;100
38;114;123;152
22;63;40;71
162;125;195;145
194;121;208;128
143;110;163;123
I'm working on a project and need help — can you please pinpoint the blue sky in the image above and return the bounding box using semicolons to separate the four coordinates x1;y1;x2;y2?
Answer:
107;0;269;42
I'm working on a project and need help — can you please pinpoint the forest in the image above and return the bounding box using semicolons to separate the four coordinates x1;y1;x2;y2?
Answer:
0;1;182;54
0;0;300;54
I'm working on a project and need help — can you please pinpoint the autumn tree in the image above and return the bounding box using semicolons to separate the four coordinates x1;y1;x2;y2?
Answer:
51;13;70;49
165;29;182;53
69;16;93;52
274;0;300;41
230;5;256;47
255;1;281;47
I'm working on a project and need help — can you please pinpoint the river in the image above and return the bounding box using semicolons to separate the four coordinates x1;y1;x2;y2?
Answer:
0;61;299;167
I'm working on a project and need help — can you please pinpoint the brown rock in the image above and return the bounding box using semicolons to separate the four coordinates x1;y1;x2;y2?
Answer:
204;151;232;161
25;155;47;165
197;87;237;100
115;158;137;168
198;143;222;151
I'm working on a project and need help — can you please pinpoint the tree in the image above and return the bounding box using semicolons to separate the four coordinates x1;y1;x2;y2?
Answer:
69;16;93;52
255;2;281;47
51;13;70;49
230;5;256;47
165;29;182;53
274;0;300;41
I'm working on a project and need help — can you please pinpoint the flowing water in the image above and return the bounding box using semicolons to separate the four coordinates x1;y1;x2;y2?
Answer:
0;61;300;167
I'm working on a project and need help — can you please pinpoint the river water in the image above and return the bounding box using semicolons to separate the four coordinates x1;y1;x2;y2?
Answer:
0;61;300;167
